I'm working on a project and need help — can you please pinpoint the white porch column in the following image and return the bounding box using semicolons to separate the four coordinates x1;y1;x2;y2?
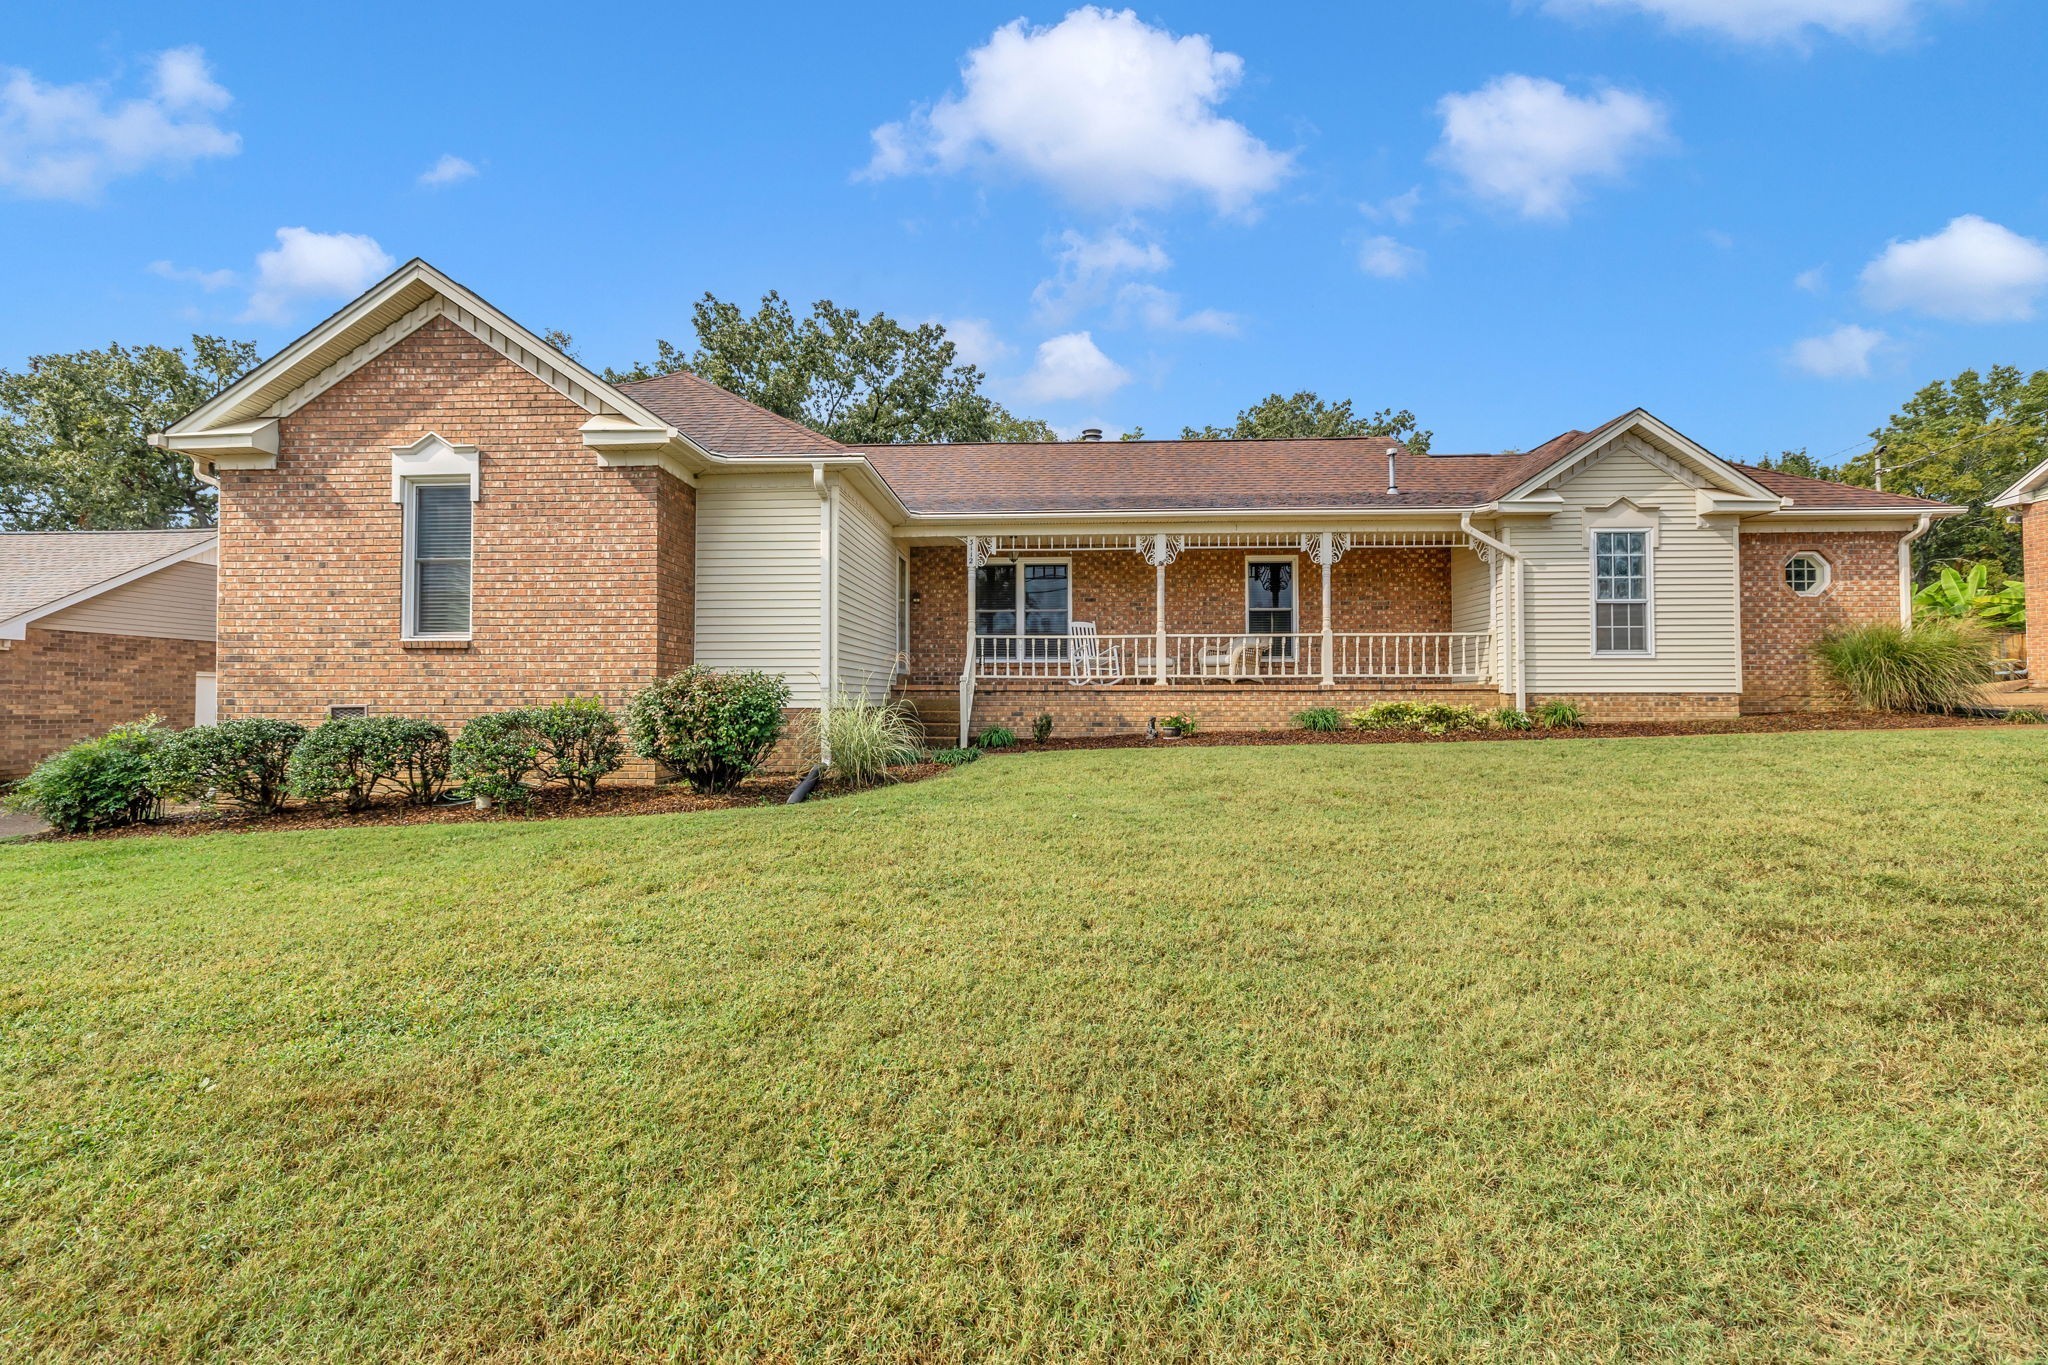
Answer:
1303;532;1347;687
961;536;992;746
1139;534;1182;685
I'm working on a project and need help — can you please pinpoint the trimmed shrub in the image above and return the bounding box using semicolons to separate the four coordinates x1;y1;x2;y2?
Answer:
531;697;624;800
1294;707;1345;732
451;709;547;805
153;718;305;814
1032;713;1055;744
287;715;452;811
1489;707;1534;731
1347;702;1485;735
974;726;1017;750
931;746;981;766
3;718;170;833
1534;699;1586;729
813;693;924;787
626;666;791;793
1813;620;1996;714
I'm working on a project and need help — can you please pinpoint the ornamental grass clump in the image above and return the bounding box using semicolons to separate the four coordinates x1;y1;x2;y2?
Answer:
1534;699;1585;729
152;718;306;815
1488;707;1534;731
626;666;790;793
3;717;170;833
1813;620;1996;714
974;726;1017;749
813;693;924;788
1294;707;1345;732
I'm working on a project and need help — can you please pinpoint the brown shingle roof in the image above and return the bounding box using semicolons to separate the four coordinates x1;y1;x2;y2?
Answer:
0;530;215;621
1730;463;1950;510
615;370;846;457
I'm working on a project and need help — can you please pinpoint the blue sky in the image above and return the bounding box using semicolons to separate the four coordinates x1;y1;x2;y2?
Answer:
4;1;2046;461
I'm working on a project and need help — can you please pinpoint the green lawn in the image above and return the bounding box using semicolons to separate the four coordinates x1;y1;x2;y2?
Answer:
3;731;2046;1361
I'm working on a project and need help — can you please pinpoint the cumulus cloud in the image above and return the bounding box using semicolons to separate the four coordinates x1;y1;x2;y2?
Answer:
1032;225;1171;319
859;7;1292;215
242;227;396;323
148;259;236;291
1433;75;1671;221
1359;236;1426;280
1016;331;1133;402
1538;0;1936;45
1789;324;1887;379
0;46;239;202
934;317;1013;371
417;153;478;187
1111;283;1239;335
1859;215;2048;323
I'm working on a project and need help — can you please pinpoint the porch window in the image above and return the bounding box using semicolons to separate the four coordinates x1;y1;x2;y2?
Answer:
1247;558;1296;657
1592;530;1650;655
405;479;472;638
975;560;1069;663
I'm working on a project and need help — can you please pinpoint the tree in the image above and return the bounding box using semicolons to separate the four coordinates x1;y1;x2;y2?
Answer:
0;335;259;530
607;292;1052;444
1840;366;2048;577
1754;448;1840;481
1181;391;1432;453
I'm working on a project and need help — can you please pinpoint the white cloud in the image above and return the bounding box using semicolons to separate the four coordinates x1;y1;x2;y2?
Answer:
0;46;239;202
859;6;1292;215
148;259;236;291
1789;324;1887;379
1859;215;2048;323
1538;0;1935;45
1111;283;1239;335
242;227;396;324
1016;331;1132;402
935;317;1013;370
1362;187;1422;225
1359;236;1425;280
1794;265;1828;293
1432;75;1671;221
417;153;478;187
1033;225;1170;319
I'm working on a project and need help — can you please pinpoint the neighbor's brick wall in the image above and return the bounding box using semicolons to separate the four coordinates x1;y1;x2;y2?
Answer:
1739;530;1902;712
905;545;1452;684
2026;502;2048;689
0;628;215;778
216;315;694;739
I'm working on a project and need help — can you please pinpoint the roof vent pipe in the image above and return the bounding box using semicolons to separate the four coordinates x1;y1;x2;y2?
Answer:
1080;427;1103;442
1386;446;1399;496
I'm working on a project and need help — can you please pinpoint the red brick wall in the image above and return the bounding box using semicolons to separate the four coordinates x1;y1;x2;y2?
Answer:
216;315;694;729
2026;502;2048;688
0;628;215;778
905;545;1451;684
1739;530;1903;712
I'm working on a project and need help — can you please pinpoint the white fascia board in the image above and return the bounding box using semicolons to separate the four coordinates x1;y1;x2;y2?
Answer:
0;535;217;640
1697;490;1782;517
151;419;279;461
1991;453;2048;508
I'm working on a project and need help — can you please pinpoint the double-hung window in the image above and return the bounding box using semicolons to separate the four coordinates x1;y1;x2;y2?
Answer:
406;480;472;637
974;560;1069;664
1246;558;1297;657
1592;529;1650;655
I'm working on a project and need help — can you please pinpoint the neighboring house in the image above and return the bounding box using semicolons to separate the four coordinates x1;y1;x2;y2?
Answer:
1;531;218;778
153;260;1956;762
1993;459;2048;683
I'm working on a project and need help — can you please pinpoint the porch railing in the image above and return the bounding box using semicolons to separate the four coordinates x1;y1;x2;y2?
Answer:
969;631;1492;684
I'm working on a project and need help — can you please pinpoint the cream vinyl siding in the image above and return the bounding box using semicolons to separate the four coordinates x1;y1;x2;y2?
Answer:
694;472;823;706
1512;436;1742;693
1447;546;1491;635
832;479;900;702
38;559;217;641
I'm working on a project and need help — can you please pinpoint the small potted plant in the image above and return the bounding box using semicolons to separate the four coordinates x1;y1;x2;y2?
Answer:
1158;712;1196;739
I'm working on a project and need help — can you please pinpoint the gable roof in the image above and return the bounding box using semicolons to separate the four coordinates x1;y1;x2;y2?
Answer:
0;530;216;638
1992;454;2048;508
617;370;847;457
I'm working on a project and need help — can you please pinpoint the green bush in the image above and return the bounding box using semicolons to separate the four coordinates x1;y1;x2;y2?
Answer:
1032;713;1054;744
626;666;791;793
930;746;980;766
1347;702;1485;735
1294;707;1345;732
974;726;1017;750
450;710;547;805
3;718;171;833
152;718;305;814
287;716;452;811
1489;707;1534;731
1534;699;1585;729
2007;708;2047;725
531;697;624;800
1814;620;1997;713
814;693;924;787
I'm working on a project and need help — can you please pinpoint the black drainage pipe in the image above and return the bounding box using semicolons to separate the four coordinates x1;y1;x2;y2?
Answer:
786;764;825;804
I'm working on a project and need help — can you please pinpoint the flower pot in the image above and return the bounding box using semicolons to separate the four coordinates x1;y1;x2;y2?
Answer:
1160;726;1182;739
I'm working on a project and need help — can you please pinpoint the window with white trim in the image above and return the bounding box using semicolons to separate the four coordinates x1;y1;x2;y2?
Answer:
974;559;1069;663
1592;529;1650;655
1246;557;1297;658
405;479;472;637
1784;552;1829;596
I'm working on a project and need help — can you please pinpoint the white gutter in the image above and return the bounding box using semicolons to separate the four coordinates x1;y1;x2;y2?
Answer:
1461;512;1525;712
815;462;837;764
1899;512;1934;626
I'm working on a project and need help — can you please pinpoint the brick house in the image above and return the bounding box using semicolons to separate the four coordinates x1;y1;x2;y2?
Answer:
153;260;1957;757
2;531;219;778
1994;459;2048;685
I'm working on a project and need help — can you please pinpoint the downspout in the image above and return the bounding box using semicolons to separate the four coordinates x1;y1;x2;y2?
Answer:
1899;513;1934;627
815;463;835;766
1462;512;1525;712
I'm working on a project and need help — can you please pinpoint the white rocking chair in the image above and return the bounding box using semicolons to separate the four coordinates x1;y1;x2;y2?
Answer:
1067;621;1124;685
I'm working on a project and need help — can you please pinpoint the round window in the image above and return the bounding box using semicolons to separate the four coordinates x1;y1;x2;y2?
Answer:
1784;553;1829;596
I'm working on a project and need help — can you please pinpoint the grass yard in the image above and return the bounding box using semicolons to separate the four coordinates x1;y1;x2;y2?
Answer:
3;730;2046;1361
